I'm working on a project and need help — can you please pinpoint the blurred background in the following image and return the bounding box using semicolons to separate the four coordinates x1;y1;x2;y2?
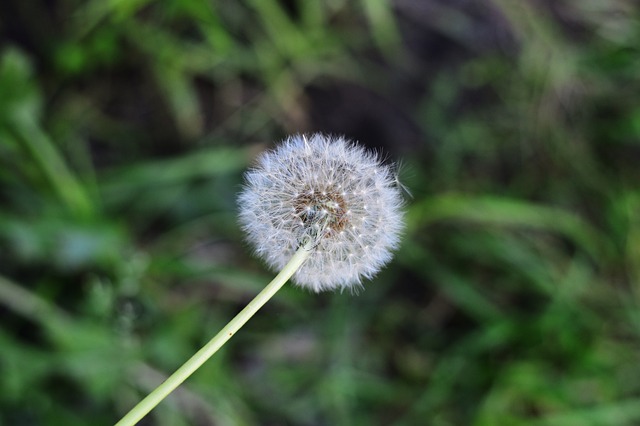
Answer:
1;1;640;425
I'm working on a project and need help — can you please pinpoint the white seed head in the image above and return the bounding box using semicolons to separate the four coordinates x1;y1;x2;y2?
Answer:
238;134;404;292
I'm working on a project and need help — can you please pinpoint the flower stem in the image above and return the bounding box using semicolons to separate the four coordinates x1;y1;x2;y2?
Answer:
115;245;311;426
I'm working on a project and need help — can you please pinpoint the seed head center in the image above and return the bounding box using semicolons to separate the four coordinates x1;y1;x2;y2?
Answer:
293;188;348;235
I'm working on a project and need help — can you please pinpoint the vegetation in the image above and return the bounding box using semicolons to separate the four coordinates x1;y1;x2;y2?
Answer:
1;1;639;425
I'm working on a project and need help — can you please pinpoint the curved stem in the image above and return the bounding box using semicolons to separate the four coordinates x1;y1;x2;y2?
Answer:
115;246;311;426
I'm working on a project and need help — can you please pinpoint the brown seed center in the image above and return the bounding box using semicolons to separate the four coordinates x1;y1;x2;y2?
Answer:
293;188;348;235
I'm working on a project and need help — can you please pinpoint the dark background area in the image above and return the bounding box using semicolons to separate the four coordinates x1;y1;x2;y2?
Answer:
1;1;640;425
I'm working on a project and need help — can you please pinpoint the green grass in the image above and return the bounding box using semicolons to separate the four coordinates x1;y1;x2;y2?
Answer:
1;1;640;425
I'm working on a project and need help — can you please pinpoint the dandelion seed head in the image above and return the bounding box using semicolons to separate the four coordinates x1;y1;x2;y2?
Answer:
238;134;404;292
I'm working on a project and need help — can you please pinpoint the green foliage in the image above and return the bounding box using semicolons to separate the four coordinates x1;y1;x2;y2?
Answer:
1;0;640;425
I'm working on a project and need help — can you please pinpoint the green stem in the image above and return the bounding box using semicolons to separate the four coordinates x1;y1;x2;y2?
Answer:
115;245;312;426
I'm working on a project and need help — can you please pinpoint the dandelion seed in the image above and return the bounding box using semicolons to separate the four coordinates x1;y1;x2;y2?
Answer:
238;133;405;292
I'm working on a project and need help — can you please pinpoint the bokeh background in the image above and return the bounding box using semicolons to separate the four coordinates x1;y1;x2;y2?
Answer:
1;1;640;425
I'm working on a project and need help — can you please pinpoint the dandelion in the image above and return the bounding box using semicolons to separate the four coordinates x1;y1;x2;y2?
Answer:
115;134;404;425
239;133;404;292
